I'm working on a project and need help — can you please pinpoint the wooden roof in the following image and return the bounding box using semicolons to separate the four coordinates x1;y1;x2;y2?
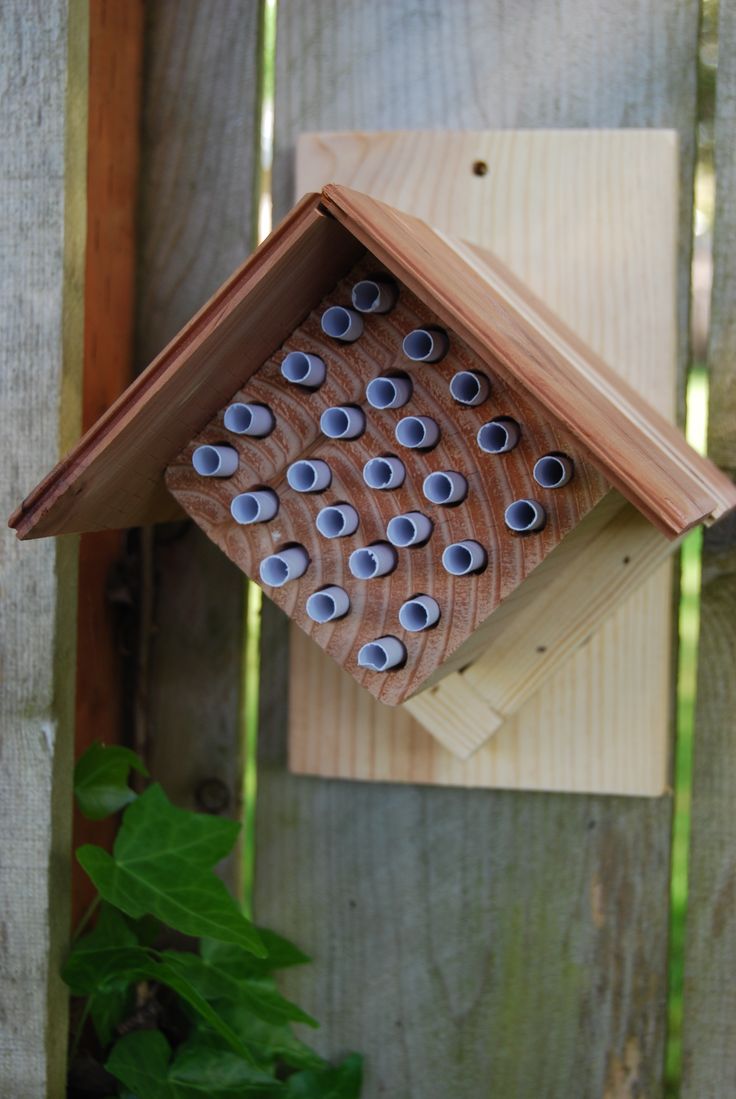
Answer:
10;185;736;541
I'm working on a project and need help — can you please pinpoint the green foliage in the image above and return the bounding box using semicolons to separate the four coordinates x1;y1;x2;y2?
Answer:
67;742;362;1098
74;742;148;820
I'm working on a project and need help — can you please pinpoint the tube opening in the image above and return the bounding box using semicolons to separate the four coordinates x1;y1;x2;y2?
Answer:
402;327;449;363
449;371;489;406
357;636;406;671
395;416;439;450
359;643;389;671
441;540;486;576
316;504;358;538
349;543;396;579
351;278;398;314
306;586;349;624
287;459;331;493
320;405;365;440
307;593;336;623
260;556;288;586
281;351;325;388
533;454;573;488
230;490;278;525
321;305;363;342
192;444;237;477
477;418;520;454
365;374;412;409
259;544;309;587
398;596;440;633
505;499;546;533
321;407;350;438
363;456;405;490
423;471;467;505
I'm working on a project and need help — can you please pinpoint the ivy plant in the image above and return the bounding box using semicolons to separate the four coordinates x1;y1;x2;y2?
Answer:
67;742;362;1098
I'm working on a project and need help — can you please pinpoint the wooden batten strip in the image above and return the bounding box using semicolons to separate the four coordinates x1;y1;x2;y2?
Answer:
319;184;736;538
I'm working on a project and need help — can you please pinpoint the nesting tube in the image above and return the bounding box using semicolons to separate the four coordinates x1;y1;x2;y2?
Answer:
315;503;359;539
321;305;364;342
306;586;350;623
504;499;546;533
449;370;490;406
398;595;441;633
281;351;326;388
286;459;331;493
259;545;309;587
366;374;412;410
442;540;487;575
422;470;468;505
192;444;238;478
533;454;574;488
395;415;440;450
386;512;433;548
230;489;279;525
402;327;449;363
223;402;274;437
477;418;521;454
357;636;406;672
320;405;365;439
351;278;398;314
363;456;405;490
348;543;397;580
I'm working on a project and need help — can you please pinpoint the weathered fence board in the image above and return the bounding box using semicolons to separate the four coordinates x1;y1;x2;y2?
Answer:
136;0;262;890
0;1;85;1094
681;0;736;1091
253;2;700;1094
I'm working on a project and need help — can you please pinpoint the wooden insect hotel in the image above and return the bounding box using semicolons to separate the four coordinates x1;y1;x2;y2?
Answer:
10;184;736;772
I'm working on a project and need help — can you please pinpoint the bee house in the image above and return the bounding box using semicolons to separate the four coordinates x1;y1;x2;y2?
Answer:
10;183;736;770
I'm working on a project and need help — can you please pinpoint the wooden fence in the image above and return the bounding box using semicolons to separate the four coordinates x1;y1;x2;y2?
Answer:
1;1;735;1095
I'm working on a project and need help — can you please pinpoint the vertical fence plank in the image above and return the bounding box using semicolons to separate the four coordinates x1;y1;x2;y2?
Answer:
681;0;736;1091
136;0;262;889
73;0;144;929
254;3;700;1095
0;1;86;1093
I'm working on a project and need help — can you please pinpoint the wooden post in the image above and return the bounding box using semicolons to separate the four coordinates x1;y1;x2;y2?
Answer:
135;0;263;893
681;0;736;1090
254;2;699;1093
73;0;144;930
0;1;86;1093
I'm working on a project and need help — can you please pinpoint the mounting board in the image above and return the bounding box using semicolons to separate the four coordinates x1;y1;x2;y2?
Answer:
288;130;678;796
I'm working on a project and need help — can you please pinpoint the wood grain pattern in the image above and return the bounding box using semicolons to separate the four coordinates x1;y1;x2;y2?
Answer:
322;184;736;536
73;0;143;928
133;0;262;879
167;258;609;706
289;130;678;785
681;0;736;1089
0;1;86;1093
255;3;699;1093
9;194;361;540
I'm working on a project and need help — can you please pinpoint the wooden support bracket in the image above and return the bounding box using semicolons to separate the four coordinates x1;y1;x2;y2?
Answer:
288;129;679;796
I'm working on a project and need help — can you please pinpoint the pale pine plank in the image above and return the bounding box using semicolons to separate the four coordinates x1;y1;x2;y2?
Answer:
135;0;262;889
289;132;676;788
681;0;736;1090
254;2;699;1095
0;1;86;1093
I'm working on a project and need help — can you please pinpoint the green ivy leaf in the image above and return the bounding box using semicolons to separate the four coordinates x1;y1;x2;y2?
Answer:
106;1029;281;1098
212;1002;326;1073
285;1053;363;1099
76;784;265;956
162;950;318;1028
74;742;148;820
63;904;141;994
88;977;134;1046
106;1030;170;1099
199;930;310;979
